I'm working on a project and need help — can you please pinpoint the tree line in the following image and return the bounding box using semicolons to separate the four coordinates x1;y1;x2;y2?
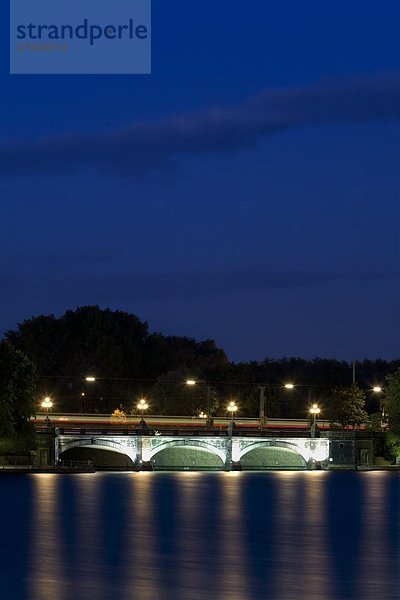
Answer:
1;305;399;434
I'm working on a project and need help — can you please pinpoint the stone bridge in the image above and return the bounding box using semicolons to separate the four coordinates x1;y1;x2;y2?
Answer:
57;433;330;470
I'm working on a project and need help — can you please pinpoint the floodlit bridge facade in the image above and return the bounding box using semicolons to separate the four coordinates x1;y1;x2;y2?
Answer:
57;433;330;470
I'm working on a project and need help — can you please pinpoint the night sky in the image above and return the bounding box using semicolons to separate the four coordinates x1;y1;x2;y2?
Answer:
1;1;399;362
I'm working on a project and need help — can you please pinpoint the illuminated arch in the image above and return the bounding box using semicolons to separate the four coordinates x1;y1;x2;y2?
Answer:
147;439;227;464
238;440;308;465
59;437;137;463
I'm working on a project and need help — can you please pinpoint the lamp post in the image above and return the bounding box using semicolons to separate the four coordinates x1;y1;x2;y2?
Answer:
258;386;266;428
309;403;321;438
137;398;149;417
227;401;238;437
83;376;96;413
372;386;385;428
227;400;238;422
186;380;212;426
41;397;53;424
259;383;295;429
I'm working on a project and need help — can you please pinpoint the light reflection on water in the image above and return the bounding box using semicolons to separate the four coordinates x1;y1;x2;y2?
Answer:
0;471;398;600
273;471;333;599
302;472;331;600
274;471;303;598
30;475;64;600
127;472;163;600
218;472;250;600
357;473;398;600
73;474;105;600
176;472;210;598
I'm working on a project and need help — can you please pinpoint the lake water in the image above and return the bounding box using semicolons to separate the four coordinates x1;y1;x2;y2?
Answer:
0;471;399;600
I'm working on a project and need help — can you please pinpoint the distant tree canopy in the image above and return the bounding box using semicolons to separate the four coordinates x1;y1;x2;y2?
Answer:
384;368;400;433
6;306;149;379
0;341;37;436
5;306;228;413
3;305;399;418
206;358;399;419
149;369;220;416
325;385;368;429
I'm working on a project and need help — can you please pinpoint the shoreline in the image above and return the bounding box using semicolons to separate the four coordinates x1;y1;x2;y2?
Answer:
0;465;399;474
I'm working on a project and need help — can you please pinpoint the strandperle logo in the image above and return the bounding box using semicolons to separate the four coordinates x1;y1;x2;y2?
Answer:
10;0;151;75
16;19;148;47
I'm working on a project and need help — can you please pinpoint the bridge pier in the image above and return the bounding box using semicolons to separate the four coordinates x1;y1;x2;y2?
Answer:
225;437;233;470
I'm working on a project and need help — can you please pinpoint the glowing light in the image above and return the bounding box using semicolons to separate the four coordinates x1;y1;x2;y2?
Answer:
41;397;53;410
137;399;149;412
199;411;207;419
310;403;321;415
186;379;196;386
85;376;96;382
372;386;382;393
227;401;238;413
284;383;294;389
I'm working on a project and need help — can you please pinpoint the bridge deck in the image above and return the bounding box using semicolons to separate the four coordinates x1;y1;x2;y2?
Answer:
46;426;321;438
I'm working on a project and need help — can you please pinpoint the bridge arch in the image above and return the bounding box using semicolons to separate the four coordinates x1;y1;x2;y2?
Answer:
238;440;307;468
59;437;138;464
146;439;226;468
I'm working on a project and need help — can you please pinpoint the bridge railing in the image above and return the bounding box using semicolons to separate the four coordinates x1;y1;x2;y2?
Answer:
56;427;320;438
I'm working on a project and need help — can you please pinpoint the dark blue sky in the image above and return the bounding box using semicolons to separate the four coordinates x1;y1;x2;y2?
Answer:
1;1;399;361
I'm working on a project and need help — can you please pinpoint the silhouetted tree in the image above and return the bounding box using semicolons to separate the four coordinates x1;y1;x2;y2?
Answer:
325;385;368;429
5;307;228;413
383;368;400;433
0;341;37;436
6;306;150;412
4;305;398;418
142;334;228;378
150;369;220;416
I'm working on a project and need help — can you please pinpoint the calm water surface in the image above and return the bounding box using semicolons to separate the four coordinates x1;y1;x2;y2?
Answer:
0;471;399;600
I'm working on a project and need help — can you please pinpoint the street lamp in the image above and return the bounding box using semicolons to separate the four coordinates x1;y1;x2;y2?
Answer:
186;380;212;426
227;400;238;422
259;383;294;429
82;376;97;413
137;398;149;416
372;386;385;427
309;403;321;438
199;411;207;419
41;397;53;424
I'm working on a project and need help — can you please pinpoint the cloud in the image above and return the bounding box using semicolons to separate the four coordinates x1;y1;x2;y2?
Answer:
0;259;398;304
1;73;400;178
93;266;400;300
0;251;114;272
1;260;398;338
